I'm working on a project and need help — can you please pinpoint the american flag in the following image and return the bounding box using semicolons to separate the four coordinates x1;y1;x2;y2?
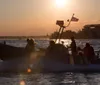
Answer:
67;16;79;22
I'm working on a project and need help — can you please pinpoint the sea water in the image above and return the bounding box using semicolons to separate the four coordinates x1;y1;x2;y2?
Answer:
0;39;100;85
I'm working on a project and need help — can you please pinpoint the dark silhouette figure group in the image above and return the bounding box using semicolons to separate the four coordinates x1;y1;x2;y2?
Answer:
69;37;96;64
45;36;97;64
25;37;99;64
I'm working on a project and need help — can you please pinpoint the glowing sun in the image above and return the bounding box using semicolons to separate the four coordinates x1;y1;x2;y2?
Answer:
55;0;66;8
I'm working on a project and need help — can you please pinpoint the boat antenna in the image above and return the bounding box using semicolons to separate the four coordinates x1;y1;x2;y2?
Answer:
55;14;75;43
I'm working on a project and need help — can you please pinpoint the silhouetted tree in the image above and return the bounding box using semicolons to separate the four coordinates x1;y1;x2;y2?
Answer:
50;24;100;39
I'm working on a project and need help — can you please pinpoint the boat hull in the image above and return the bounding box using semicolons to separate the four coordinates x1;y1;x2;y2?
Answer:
0;43;25;61
0;57;100;73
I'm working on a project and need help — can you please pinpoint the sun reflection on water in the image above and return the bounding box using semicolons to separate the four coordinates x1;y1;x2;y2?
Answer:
27;68;32;73
20;80;25;85
55;39;71;47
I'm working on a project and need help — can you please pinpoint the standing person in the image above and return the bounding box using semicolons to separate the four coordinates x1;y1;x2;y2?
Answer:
70;37;77;64
83;43;95;64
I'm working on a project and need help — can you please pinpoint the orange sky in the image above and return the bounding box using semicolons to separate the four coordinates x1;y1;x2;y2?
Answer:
0;0;100;36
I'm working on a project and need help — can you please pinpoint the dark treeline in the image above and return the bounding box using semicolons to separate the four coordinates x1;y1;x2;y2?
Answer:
50;24;100;39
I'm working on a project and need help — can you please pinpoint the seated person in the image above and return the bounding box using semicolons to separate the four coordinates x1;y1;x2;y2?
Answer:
25;38;35;53
46;40;69;64
46;40;56;56
77;47;88;64
83;43;95;64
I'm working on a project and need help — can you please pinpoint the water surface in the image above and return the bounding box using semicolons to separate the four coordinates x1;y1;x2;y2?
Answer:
0;39;100;85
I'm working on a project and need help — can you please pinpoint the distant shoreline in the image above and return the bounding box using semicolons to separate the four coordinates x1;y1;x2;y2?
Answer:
51;38;100;39
0;36;99;39
0;36;49;39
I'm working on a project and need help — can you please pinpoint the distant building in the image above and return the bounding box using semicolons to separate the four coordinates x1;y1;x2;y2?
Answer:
84;24;100;29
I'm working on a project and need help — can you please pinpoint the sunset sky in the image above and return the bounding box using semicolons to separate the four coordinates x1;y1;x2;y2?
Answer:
0;0;100;36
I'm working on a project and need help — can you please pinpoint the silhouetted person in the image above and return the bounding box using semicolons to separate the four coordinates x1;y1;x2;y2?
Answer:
76;47;83;64
77;47;88;64
46;40;56;55
83;43;95;64
46;40;69;63
70;37;77;64
25;38;35;53
30;39;35;48
70;37;77;54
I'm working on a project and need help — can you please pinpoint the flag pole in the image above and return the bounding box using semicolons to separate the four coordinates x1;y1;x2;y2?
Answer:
66;13;75;27
59;14;75;42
